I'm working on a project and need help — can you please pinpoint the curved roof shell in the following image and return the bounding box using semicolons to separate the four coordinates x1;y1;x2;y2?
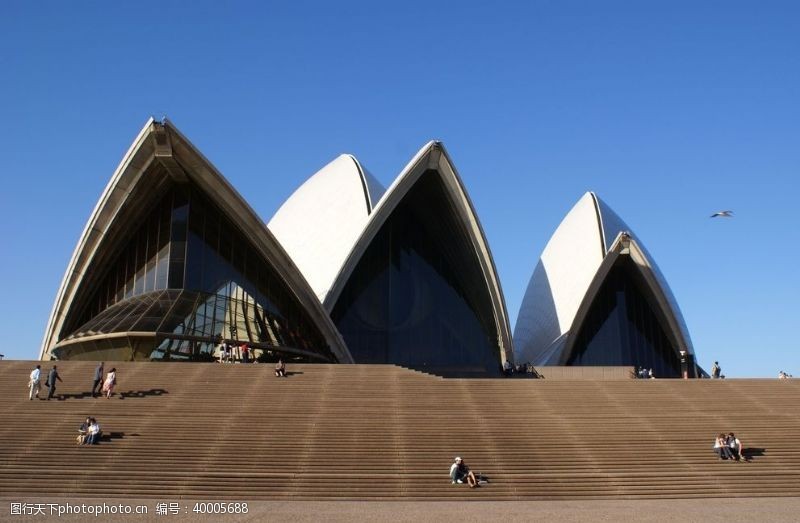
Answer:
514;192;693;366
268;155;385;303
325;141;514;365
40;119;353;363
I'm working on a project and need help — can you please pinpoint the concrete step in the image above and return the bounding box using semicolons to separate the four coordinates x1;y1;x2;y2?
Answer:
2;360;798;500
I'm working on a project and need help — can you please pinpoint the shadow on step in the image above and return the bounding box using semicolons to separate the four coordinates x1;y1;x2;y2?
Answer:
99;431;126;443
118;389;169;399
744;447;765;460
272;371;304;377
53;389;169;401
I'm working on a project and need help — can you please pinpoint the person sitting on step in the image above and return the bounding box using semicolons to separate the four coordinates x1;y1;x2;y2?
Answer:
77;417;91;445
727;432;744;461
713;433;733;460
449;457;478;487
84;418;102;445
275;359;286;378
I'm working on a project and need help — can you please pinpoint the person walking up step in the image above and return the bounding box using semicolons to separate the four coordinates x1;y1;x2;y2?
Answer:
91;362;104;398
46;365;62;400
102;368;117;399
28;364;41;400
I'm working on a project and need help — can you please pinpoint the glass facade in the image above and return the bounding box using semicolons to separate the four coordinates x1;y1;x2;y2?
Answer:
65;188;184;333
56;182;333;362
331;171;501;376
566;258;681;377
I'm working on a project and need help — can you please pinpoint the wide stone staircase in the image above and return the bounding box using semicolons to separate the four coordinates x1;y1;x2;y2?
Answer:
1;361;799;500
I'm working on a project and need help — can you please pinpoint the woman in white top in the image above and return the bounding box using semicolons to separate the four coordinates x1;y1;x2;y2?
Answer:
102;368;117;399
86;418;102;444
713;434;733;460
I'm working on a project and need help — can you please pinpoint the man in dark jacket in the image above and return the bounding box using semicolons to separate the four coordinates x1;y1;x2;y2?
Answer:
46;365;63;400
91;362;104;397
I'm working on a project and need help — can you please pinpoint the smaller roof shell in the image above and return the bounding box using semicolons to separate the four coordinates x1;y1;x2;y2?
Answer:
514;192;694;365
269;155;385;303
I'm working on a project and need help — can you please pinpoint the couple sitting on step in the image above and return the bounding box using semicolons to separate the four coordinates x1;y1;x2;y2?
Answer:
713;433;744;461
77;417;102;445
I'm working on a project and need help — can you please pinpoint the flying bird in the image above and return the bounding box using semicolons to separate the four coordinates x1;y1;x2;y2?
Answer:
710;211;733;218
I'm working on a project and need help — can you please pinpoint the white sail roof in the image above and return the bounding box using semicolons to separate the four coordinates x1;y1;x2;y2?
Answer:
40;119;353;363
514;192;693;365
269;155;385;303
324;141;514;364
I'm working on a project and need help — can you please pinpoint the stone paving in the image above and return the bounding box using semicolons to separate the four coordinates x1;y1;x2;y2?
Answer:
3;497;799;522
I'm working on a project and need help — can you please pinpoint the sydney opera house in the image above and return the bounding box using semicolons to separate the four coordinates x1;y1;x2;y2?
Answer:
40;119;698;377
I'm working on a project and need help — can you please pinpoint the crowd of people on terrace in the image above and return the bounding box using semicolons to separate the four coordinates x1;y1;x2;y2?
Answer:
218;340;252;363
502;360;537;377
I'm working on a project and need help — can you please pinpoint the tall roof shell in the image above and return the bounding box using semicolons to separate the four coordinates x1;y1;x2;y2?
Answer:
40;119;353;363
269;155;385;303
325;141;514;364
514;192;693;365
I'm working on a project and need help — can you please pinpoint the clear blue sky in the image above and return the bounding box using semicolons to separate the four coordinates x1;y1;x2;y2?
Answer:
1;1;797;377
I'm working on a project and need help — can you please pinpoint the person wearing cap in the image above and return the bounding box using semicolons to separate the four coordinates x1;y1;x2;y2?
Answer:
449;457;478;487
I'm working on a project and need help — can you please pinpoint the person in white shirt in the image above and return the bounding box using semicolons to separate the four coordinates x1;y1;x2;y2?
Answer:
28;365;41;400
85;418;102;445
713;434;733;460
727;433;743;461
449;457;478;487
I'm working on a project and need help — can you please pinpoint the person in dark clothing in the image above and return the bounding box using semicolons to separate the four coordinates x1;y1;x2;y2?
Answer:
449;457;478;487
91;362;104;398
727;433;744;461
78;417;91;444
275;359;286;377
46;365;63;400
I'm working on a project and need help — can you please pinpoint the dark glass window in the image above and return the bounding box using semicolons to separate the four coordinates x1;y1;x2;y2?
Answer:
66;189;184;334
331;171;501;376
566;258;681;377
60;181;335;363
181;186;330;357
58;289;334;363
168;189;189;289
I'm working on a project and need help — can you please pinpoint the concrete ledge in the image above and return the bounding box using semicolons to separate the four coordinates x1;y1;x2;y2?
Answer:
533;366;636;379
